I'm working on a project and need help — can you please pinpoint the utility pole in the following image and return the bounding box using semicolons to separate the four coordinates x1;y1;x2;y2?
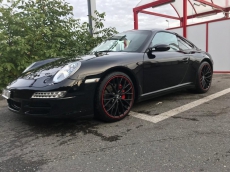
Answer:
87;0;96;36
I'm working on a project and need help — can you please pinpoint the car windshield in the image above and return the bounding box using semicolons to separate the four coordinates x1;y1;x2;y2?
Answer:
91;31;149;53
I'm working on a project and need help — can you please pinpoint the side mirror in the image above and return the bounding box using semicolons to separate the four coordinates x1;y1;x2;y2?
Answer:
151;44;170;51
147;44;170;59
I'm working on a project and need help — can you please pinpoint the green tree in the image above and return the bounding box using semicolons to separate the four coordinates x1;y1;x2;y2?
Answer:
0;0;118;89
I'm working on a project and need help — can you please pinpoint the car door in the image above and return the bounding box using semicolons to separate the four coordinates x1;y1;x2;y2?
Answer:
176;36;201;84
143;31;190;94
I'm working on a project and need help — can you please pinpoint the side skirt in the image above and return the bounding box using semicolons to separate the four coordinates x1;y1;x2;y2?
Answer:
138;83;194;102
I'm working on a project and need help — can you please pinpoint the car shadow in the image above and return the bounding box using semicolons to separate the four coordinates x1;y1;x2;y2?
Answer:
12;115;124;143
16;115;102;137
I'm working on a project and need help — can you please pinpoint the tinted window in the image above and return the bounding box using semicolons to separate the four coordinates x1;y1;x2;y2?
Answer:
151;32;179;51
178;37;193;50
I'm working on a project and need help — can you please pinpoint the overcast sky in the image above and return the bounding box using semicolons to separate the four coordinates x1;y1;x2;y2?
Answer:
65;0;179;32
1;0;225;32
65;0;223;32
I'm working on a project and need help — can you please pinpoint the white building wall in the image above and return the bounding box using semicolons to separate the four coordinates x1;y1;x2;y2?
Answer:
209;20;230;71
169;19;230;72
187;24;206;52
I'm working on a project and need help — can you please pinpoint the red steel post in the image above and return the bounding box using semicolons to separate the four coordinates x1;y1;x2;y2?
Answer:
226;0;229;18
140;10;180;20
183;0;187;37
206;23;209;52
196;0;226;11
133;10;138;30
134;0;173;12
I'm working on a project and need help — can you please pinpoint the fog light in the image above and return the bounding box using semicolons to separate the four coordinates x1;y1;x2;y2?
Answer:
31;91;67;98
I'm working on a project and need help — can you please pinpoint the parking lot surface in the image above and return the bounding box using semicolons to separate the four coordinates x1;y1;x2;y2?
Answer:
0;74;230;172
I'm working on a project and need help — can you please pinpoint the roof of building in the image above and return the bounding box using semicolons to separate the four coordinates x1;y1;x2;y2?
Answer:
135;0;230;19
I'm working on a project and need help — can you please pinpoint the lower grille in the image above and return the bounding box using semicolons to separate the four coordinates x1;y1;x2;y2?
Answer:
24;101;51;115
8;100;21;111
29;102;50;108
25;109;51;115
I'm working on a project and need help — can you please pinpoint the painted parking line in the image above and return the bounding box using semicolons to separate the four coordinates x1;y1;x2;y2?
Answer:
130;88;230;123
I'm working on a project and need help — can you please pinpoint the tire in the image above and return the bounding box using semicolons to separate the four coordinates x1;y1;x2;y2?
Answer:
195;62;213;93
95;72;135;122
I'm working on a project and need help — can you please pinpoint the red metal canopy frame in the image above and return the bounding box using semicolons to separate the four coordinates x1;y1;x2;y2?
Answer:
133;0;230;38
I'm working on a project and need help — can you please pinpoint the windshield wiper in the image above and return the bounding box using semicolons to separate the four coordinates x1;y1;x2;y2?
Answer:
94;50;114;57
97;50;113;52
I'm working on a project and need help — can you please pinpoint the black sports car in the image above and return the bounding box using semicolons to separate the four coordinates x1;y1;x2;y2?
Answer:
2;29;213;122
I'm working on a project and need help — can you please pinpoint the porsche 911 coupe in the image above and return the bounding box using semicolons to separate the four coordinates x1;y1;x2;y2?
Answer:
2;29;213;122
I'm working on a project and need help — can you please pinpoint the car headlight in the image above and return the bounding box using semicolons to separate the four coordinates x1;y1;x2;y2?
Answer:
53;61;81;83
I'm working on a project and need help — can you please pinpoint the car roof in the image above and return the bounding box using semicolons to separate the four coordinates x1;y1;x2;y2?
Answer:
124;29;177;36
138;28;174;34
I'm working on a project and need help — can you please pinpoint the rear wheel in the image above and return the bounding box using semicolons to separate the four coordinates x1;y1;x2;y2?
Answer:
195;62;213;93
95;72;135;122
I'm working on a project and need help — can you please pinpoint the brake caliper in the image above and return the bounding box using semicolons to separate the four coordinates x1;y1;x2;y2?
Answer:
119;84;125;100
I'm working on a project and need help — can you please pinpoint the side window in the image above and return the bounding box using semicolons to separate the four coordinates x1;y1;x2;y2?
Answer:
178;37;193;50
151;32;179;51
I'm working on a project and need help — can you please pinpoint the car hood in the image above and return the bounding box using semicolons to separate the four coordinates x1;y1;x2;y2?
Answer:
9;52;130;88
20;57;83;80
20;52;131;80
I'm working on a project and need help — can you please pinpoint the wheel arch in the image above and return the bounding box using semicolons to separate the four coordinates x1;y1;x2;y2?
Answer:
201;58;213;71
192;58;213;87
194;58;213;93
97;66;141;102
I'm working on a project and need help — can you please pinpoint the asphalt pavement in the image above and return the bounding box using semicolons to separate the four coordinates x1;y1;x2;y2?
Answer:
0;74;230;172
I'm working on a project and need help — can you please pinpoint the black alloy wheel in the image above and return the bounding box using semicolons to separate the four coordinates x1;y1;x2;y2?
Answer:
196;62;213;93
95;72;135;122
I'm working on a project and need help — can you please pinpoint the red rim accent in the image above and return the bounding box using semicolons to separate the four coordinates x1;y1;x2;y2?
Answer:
101;75;134;119
199;64;212;91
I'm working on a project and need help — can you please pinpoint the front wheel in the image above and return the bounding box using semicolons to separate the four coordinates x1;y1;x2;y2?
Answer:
95;72;135;122
195;62;213;93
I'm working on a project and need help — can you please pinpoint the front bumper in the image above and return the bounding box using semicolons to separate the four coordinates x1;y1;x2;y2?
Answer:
7;95;93;117
4;77;100;117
